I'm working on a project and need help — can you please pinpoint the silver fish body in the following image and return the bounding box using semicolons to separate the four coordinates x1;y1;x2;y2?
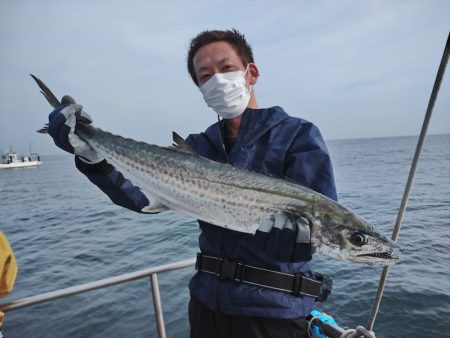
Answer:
77;123;400;266
32;74;400;266
78;123;316;233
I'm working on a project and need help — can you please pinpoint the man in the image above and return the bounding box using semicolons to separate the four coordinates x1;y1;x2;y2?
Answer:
48;29;337;338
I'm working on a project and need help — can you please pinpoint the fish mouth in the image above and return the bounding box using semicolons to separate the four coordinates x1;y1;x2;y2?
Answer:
356;251;398;260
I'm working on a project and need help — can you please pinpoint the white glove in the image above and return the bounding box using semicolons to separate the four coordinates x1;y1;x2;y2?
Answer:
48;95;104;164
256;211;312;261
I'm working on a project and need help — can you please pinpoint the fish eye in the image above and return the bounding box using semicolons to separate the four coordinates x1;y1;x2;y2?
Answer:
350;232;367;247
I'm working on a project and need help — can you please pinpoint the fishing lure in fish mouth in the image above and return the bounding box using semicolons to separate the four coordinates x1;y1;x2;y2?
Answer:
31;74;400;266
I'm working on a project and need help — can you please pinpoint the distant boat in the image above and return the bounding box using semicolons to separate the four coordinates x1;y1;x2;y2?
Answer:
0;150;41;169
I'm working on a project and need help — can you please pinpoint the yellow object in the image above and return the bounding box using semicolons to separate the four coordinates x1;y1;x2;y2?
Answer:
0;232;17;298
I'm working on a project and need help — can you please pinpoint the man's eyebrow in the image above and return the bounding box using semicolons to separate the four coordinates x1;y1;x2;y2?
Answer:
217;57;232;64
197;65;211;73
196;57;234;73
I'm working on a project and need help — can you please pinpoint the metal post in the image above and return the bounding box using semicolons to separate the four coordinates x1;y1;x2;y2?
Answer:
150;273;166;338
367;32;450;331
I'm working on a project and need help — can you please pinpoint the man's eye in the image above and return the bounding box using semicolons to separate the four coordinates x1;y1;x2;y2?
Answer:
200;74;211;82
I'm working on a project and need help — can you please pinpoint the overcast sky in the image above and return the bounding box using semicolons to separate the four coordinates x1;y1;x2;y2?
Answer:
0;0;449;155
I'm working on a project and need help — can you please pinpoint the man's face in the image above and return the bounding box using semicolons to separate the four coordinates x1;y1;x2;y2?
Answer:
193;41;248;87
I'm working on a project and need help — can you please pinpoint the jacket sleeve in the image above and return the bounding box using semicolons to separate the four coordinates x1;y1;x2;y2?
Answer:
75;157;150;212
284;122;337;201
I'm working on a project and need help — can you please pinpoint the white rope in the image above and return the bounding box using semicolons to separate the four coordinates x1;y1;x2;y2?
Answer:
339;327;376;338
367;32;450;331
340;329;357;338
307;316;321;338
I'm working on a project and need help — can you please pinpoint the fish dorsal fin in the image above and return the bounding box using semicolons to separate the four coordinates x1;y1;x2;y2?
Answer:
170;131;197;155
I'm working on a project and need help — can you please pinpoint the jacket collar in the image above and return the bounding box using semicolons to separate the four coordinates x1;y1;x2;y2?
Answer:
203;106;290;161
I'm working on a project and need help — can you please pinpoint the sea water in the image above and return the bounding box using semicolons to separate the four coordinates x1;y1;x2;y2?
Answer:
0;134;449;338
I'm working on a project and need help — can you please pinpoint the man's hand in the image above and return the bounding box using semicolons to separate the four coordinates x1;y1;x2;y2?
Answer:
255;211;312;262
48;95;104;164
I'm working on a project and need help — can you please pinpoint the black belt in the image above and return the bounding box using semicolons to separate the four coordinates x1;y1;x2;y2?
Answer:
195;253;332;302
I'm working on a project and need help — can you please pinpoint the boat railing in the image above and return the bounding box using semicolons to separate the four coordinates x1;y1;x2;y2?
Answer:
0;257;373;338
0;258;196;338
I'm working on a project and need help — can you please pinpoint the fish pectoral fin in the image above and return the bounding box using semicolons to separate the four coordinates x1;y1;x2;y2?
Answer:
169;131;197;155
141;201;170;214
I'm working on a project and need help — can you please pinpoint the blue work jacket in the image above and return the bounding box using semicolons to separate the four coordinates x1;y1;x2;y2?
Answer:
76;106;337;318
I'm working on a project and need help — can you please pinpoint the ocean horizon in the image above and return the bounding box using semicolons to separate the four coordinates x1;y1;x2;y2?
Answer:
2;132;449;158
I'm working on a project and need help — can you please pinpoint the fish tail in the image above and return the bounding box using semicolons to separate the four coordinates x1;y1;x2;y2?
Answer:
30;74;60;108
31;74;61;134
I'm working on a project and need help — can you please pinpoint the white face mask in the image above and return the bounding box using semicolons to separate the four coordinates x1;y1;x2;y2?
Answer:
199;66;252;119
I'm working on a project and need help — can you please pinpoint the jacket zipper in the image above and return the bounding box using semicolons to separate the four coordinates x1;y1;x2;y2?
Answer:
217;116;230;163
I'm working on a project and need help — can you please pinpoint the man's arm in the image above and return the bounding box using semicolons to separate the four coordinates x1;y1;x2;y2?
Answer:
75;157;150;213
255;121;337;262
46;98;150;213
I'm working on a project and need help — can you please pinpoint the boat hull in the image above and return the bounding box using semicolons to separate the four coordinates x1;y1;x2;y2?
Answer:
0;161;41;169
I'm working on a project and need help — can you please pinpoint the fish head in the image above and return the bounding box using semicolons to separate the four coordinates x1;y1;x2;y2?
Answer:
310;203;400;266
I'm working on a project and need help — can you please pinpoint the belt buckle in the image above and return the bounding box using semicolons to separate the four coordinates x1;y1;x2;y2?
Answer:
292;273;304;297
315;273;332;302
217;257;242;281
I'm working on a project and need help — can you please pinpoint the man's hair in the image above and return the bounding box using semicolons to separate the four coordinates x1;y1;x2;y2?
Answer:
187;29;254;86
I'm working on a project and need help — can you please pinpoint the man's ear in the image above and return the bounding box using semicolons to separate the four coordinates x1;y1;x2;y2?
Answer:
248;63;259;85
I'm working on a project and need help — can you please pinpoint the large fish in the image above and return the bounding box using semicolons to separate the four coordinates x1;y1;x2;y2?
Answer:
32;74;400;266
